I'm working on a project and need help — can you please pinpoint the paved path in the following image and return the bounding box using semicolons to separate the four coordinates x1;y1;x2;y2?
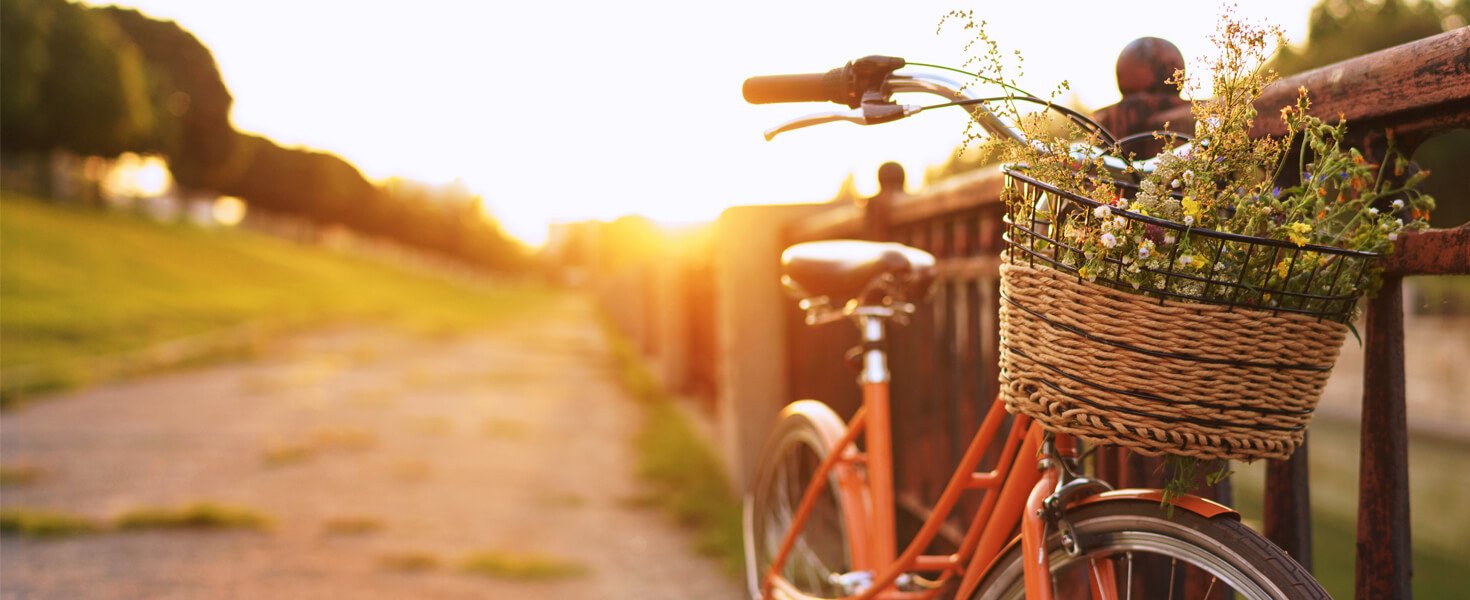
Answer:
1;297;743;599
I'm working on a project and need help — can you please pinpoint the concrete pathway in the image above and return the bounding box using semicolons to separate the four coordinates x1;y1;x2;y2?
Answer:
1;296;742;599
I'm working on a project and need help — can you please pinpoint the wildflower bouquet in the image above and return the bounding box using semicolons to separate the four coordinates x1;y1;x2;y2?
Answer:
979;16;1434;312
954;12;1435;469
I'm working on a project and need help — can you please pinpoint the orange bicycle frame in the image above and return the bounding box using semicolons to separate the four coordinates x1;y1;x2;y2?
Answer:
761;373;1048;599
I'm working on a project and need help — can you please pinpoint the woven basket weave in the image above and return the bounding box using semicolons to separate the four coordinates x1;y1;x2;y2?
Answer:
999;260;1347;461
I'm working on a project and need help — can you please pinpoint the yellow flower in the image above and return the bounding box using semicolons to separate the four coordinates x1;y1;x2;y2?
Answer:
1274;259;1292;279
1285;222;1313;247
1176;198;1199;226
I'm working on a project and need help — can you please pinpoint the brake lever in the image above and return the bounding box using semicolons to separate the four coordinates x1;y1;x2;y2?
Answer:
763;104;923;141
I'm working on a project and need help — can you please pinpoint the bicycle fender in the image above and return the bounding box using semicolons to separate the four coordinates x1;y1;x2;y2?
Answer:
1070;488;1238;520
779;400;857;459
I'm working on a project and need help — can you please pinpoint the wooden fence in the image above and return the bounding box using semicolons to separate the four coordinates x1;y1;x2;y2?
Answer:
589;31;1469;599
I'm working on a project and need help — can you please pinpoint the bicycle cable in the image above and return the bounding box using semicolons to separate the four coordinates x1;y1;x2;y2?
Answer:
1114;130;1194;147
916;96;1120;147
905;61;1121;146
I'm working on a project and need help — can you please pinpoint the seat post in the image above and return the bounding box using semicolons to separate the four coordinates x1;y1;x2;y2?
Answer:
857;314;889;385
857;313;898;567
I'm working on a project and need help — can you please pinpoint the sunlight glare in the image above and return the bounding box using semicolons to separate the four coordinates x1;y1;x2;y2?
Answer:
212;196;248;226
102;153;173;200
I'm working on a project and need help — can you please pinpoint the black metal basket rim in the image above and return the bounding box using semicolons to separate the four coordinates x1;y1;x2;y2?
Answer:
1002;168;1380;259
1000;232;1362;304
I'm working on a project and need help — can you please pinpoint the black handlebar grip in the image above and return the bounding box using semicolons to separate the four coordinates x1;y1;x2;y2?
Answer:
742;69;847;104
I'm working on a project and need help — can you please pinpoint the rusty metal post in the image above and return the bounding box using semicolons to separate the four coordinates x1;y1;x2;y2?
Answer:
1357;274;1410;600
863;162;904;241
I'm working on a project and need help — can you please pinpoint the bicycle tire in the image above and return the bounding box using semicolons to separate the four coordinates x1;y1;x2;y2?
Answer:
971;499;1330;600
744;401;867;599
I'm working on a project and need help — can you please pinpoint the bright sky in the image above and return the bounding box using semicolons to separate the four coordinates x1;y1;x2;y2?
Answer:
90;0;1315;245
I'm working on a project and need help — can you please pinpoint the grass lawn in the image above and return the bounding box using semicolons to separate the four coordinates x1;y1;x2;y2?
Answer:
1;192;546;404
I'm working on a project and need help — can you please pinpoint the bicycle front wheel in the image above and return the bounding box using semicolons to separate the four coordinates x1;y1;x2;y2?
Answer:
744;401;867;599
972;500;1329;600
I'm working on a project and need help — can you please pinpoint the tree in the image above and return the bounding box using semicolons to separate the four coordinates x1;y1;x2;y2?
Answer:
1269;0;1470;228
0;0;154;156
1269;0;1451;76
99;6;237;190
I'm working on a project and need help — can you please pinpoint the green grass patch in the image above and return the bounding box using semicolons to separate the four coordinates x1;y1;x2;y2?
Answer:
0;508;100;537
262;427;379;466
602;324;744;578
379;551;442;572
0;463;45;487
322;516;384;535
0;192;550;406
457;550;589;580
113;502;272;531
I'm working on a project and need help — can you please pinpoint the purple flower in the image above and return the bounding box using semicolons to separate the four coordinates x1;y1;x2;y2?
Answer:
1144;223;1167;245
1271;186;1282;199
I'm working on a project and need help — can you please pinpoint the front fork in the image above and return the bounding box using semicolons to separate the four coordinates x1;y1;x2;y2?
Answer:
1021;433;1115;600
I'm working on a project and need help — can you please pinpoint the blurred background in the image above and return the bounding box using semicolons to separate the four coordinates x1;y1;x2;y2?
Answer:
1;0;1466;598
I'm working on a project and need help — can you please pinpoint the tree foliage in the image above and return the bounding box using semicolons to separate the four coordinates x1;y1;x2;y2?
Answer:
98;6;236;189
1;0;154;155
1269;0;1463;76
214;135;526;270
1269;0;1470;228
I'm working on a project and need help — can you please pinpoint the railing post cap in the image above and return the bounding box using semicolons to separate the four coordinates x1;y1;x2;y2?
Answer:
878;162;906;194
1117;37;1185;96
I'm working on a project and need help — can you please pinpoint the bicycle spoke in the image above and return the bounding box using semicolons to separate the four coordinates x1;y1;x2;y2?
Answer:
1125;552;1133;600
1203;575;1218;599
1167;557;1177;600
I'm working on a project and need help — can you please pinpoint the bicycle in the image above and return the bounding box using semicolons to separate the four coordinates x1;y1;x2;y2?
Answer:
740;56;1331;600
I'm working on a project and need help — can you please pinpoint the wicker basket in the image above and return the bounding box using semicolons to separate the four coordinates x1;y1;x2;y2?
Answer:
999;169;1376;461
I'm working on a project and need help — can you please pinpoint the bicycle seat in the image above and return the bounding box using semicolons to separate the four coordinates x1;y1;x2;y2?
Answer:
781;240;936;306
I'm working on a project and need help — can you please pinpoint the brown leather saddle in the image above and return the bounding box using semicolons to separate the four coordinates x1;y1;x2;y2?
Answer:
781;240;936;307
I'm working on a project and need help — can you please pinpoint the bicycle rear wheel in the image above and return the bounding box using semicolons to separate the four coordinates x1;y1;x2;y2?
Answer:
972;500;1329;600
744;401;867;599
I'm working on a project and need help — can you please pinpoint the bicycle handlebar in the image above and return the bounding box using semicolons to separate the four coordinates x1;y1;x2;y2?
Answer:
742;71;848;105
744;56;909;108
745;56;1189;178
